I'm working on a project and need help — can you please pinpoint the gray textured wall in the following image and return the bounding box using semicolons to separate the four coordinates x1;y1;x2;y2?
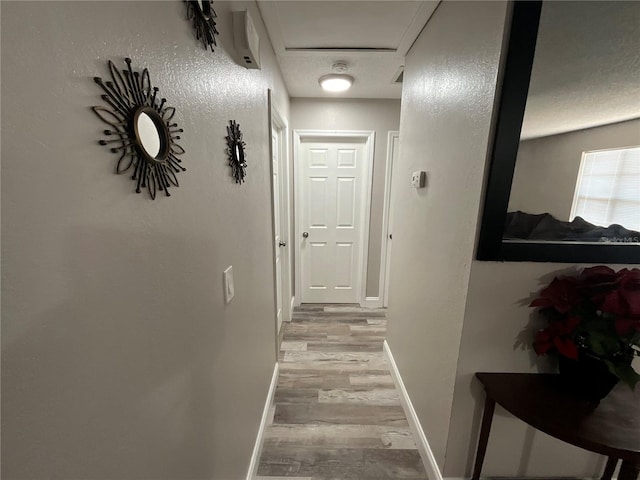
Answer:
1;1;288;478
385;0;508;470
386;1;631;477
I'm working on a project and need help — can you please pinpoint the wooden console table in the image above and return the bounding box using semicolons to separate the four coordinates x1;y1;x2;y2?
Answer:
472;373;640;480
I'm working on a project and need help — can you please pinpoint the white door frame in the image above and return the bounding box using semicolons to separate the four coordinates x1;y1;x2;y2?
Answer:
269;93;293;348
294;129;375;306
380;131;399;307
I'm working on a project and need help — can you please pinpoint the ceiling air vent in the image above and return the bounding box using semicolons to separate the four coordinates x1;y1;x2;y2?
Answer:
392;66;404;84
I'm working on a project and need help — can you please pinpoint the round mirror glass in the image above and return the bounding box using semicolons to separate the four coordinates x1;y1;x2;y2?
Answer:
235;144;242;163
136;112;161;158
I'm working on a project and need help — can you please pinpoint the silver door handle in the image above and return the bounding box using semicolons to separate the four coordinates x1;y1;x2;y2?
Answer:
279;241;287;247
302;232;309;238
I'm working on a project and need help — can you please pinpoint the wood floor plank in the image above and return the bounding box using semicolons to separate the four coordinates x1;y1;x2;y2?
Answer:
306;341;383;352
281;341;308;351
262;425;417;450
281;352;389;372
349;374;395;387
367;319;388;326
275;388;320;404
277;371;353;389
257;447;366;478
318;388;400;406
324;306;384;313
363;449;428;478
349;325;387;334
326;334;385;344
274;403;409;426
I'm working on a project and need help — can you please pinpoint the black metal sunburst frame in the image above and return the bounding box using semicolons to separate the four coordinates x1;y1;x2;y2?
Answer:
185;0;219;52
92;58;185;199
225;120;247;184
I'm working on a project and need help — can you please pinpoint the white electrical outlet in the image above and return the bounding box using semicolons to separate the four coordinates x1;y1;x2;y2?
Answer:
411;171;427;188
223;266;234;304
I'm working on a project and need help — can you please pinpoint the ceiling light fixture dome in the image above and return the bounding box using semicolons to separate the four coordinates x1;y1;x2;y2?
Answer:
319;61;353;92
319;74;354;92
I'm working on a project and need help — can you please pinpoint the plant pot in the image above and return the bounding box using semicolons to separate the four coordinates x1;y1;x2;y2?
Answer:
558;352;619;401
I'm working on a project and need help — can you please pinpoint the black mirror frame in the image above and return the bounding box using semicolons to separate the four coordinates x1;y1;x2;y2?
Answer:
225;120;247;184
476;0;640;264
92;58;186;200
185;0;219;52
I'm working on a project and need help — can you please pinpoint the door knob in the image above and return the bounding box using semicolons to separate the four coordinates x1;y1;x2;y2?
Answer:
279;241;287;247
302;232;309;238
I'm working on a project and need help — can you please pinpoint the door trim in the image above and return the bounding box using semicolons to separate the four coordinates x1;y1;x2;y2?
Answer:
269;92;292;356
294;129;375;306
381;131;400;307
272;103;292;322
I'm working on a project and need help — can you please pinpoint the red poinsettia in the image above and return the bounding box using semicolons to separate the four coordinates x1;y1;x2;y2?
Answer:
529;267;640;389
533;315;582;359
529;276;580;314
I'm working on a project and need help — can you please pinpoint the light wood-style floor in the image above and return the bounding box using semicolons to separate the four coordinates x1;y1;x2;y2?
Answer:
256;304;428;480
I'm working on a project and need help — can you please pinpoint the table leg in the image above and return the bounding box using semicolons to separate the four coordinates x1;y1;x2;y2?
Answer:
618;461;640;480
601;457;618;480
471;395;496;480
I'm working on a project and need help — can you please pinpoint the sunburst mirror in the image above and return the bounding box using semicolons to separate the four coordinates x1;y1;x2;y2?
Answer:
225;120;247;184
185;0;219;51
92;58;186;199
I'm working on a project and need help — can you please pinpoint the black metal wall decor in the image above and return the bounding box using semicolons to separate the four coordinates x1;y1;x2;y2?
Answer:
185;0;219;52
92;58;186;199
225;120;247;184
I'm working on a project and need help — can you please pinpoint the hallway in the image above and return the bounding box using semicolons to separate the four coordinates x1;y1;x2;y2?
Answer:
256;305;428;479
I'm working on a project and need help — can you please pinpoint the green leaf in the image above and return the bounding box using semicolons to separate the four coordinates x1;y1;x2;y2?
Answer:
586;330;622;356
604;360;640;390
588;337;606;356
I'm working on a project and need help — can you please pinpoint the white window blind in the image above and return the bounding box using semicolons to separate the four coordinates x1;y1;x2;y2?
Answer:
570;146;640;232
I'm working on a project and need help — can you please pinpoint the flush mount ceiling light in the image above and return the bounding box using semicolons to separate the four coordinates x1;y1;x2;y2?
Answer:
319;62;353;92
319;74;353;92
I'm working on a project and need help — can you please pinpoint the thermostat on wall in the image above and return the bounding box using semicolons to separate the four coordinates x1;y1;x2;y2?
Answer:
233;10;261;70
411;171;427;188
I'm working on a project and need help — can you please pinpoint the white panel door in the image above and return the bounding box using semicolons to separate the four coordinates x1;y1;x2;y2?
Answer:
272;128;283;332
383;132;400;307
300;139;366;303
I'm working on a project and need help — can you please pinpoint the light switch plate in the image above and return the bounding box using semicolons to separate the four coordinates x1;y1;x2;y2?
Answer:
411;171;427;188
224;266;234;304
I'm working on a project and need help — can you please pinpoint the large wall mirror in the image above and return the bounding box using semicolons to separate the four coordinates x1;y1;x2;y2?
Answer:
477;1;640;263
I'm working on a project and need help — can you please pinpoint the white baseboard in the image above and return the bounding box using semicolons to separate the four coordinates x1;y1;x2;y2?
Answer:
289;296;296;319
246;362;279;480
363;296;382;308
383;340;443;480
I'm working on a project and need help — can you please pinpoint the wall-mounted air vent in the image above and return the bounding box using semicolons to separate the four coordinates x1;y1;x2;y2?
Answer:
233;10;261;70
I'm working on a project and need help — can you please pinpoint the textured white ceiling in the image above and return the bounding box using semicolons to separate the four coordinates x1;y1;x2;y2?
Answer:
257;0;439;99
257;0;640;130
521;1;640;139
275;51;405;98
268;1;427;49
